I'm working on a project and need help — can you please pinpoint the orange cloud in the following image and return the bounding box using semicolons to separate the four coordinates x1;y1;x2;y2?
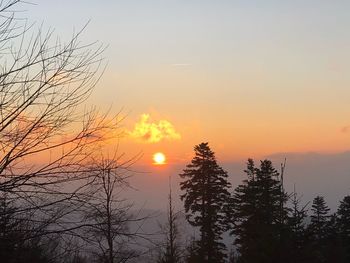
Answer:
128;114;181;143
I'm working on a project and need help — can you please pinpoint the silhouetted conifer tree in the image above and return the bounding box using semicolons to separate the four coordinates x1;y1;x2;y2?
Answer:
286;187;309;263
336;195;350;262
322;213;345;263
310;196;330;238
307;196;331;263
179;142;231;262
230;159;288;263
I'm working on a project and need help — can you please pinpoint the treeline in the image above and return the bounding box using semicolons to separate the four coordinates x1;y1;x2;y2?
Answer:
2;142;350;263
158;142;350;263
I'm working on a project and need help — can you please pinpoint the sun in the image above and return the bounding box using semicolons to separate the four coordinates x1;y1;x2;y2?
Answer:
153;152;166;165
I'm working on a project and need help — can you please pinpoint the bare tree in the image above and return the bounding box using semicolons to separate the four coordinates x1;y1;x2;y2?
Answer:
83;156;146;263
157;176;183;263
0;0;122;244
0;2;156;263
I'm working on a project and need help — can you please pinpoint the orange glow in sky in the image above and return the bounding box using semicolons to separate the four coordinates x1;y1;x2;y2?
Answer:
128;114;181;143
153;152;166;165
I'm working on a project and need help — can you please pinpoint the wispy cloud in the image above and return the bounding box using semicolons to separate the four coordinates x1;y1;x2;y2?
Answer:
128;114;181;143
171;63;192;67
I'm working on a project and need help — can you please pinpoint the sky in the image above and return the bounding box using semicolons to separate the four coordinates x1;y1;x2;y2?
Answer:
24;1;350;210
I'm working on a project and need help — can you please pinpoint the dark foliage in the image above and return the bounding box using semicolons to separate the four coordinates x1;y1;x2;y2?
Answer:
0;195;59;263
285;188;309;263
306;196;331;262
179;142;231;262
229;159;289;263
335;195;350;262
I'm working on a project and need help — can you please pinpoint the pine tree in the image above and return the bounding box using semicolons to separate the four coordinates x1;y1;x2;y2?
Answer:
308;196;331;262
229;159;258;262
323;214;344;263
179;142;231;262
230;159;288;263
310;196;330;240
336;195;350;262
287;187;309;263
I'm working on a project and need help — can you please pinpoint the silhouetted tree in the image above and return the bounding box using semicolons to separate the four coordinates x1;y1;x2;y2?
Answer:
310;196;330;239
323;213;345;263
179;142;231;262
229;159;257;262
230;159;288;263
307;196;331;262
157;177;182;263
286;186;309;263
0;0;125;244
336;195;350;262
84;157;140;263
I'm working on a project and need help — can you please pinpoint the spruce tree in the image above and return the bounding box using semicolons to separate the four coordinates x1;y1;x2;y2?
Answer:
310;196;330;240
308;196;331;262
337;195;350;262
179;142;231;262
230;159;288;263
229;159;259;262
287;187;309;263
323;214;344;263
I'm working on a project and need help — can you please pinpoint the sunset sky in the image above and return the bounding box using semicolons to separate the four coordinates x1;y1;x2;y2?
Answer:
27;1;350;210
